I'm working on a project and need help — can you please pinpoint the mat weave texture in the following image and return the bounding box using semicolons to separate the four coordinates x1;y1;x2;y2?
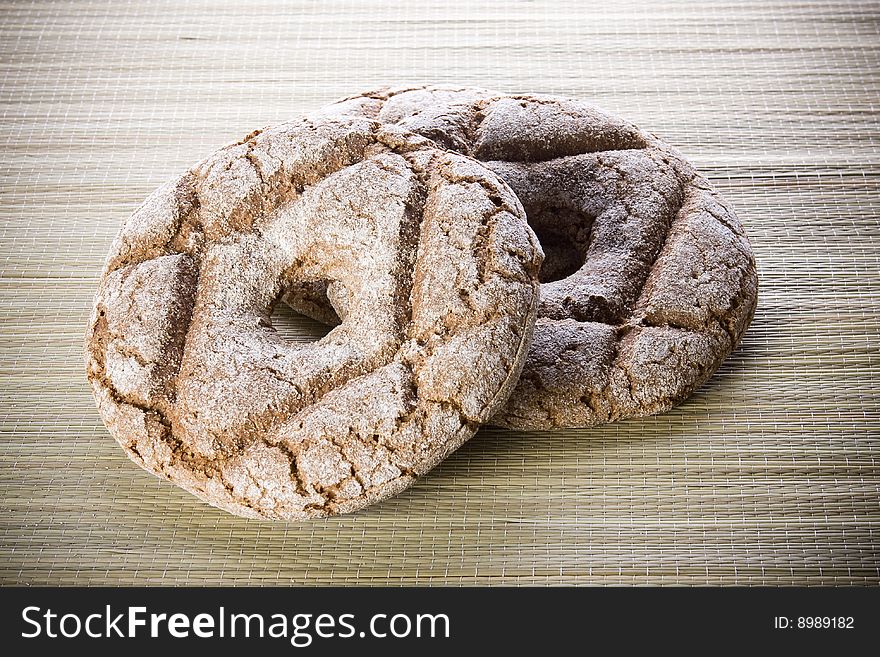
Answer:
1;0;878;586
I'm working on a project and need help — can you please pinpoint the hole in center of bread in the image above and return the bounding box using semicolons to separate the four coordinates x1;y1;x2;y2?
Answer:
527;205;592;284
531;224;590;284
269;301;333;344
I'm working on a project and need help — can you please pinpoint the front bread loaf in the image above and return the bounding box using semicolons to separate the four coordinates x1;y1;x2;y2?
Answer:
86;116;543;520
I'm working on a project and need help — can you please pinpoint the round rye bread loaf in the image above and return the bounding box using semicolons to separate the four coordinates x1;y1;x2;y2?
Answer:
287;86;758;429
85;116;543;520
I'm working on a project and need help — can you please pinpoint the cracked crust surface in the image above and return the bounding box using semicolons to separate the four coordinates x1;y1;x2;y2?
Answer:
85;116;543;519
299;85;758;429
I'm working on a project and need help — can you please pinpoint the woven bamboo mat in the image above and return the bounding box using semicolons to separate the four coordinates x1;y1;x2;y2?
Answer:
1;0;878;586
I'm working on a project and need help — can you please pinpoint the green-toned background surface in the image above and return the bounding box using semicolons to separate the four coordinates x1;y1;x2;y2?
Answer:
1;0;878;585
